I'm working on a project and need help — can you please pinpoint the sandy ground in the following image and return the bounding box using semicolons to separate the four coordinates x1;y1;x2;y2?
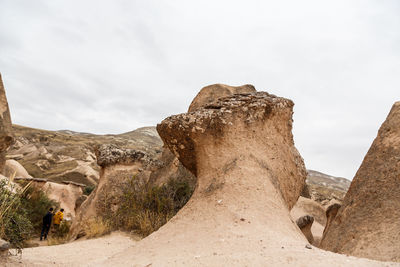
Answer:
4;230;399;267
5;232;139;267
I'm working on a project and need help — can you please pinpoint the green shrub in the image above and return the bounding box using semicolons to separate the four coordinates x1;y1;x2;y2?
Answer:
0;179;33;250
83;185;95;196
0;178;60;250
114;176;194;237
21;187;59;232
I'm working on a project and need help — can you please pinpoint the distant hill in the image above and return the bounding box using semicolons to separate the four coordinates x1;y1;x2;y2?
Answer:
8;125;163;186
8;124;352;203
306;170;351;203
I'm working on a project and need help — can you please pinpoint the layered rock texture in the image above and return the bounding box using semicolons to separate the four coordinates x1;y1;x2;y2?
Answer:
188;83;256;112
320;102;400;262
0;74;13;173
100;91;311;265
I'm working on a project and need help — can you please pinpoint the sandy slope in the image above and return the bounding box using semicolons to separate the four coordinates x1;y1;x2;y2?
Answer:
5;232;139;267
5;231;399;267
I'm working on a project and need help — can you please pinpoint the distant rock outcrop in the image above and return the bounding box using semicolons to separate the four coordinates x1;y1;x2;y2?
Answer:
0;74;13;174
290;196;326;246
8;125;164;186
103;90;308;265
320;102;400;262
70;144;195;239
188;83;256;112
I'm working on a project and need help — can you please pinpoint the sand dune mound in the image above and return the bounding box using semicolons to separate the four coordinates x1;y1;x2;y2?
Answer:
320;102;400;262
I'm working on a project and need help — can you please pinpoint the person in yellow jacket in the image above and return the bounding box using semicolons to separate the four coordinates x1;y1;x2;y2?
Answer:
53;208;64;230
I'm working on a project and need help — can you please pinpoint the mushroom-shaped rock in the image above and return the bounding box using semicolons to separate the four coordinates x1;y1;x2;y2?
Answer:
320;102;400;262
0;74;13;173
296;215;315;244
95;144;152;167
322;202;341;236
158;92;306;208
291;196;326;246
188;83;256;112
101;92;308;265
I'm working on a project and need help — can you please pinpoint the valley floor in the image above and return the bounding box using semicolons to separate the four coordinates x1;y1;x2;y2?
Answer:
4;232;139;267
3;231;400;267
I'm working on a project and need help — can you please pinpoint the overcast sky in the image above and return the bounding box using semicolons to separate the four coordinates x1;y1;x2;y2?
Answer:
0;0;399;179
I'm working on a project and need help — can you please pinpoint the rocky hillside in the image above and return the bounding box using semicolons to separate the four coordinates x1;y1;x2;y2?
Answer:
8;125;163;186
8;124;351;204
306;170;351;204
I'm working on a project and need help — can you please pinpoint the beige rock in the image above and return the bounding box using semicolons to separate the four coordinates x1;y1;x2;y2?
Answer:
101;91;308;265
290;196;326;246
27;179;84;218
4;159;32;178
70;144;195;239
322;202;341;236
296;215;315;244
320;102;400;262
0;74;13;173
188;83;256;112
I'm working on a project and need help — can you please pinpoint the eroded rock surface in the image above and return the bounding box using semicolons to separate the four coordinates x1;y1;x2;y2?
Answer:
70;144;195;239
159;92;306;208
322;202;341;236
188;83;256;112
296;215;315;244
100;91;309;265
320;102;400;262
291;196;326;246
0;74;13;173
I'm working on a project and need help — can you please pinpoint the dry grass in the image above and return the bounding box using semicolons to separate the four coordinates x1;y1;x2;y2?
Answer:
83;218;111;239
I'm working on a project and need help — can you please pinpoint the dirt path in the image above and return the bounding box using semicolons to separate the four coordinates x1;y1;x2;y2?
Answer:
5;232;139;266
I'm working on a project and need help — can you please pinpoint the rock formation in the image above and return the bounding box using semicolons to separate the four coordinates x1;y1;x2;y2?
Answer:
70;144;195;238
320;102;400;262
322;202;341;236
15;177;84;218
4;159;32;178
290;196;326;246
100;91;309;265
0;74;13;174
296;215;314;244
8;125;164;186
188;83;256;112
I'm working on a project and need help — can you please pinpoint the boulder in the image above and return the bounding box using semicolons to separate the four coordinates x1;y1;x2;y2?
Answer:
188;83;256;112
4;159;32;178
102;91;308;265
320;102;400;262
0;74;13;174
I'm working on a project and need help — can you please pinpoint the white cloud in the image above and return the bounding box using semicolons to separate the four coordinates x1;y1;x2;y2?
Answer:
0;0;399;178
